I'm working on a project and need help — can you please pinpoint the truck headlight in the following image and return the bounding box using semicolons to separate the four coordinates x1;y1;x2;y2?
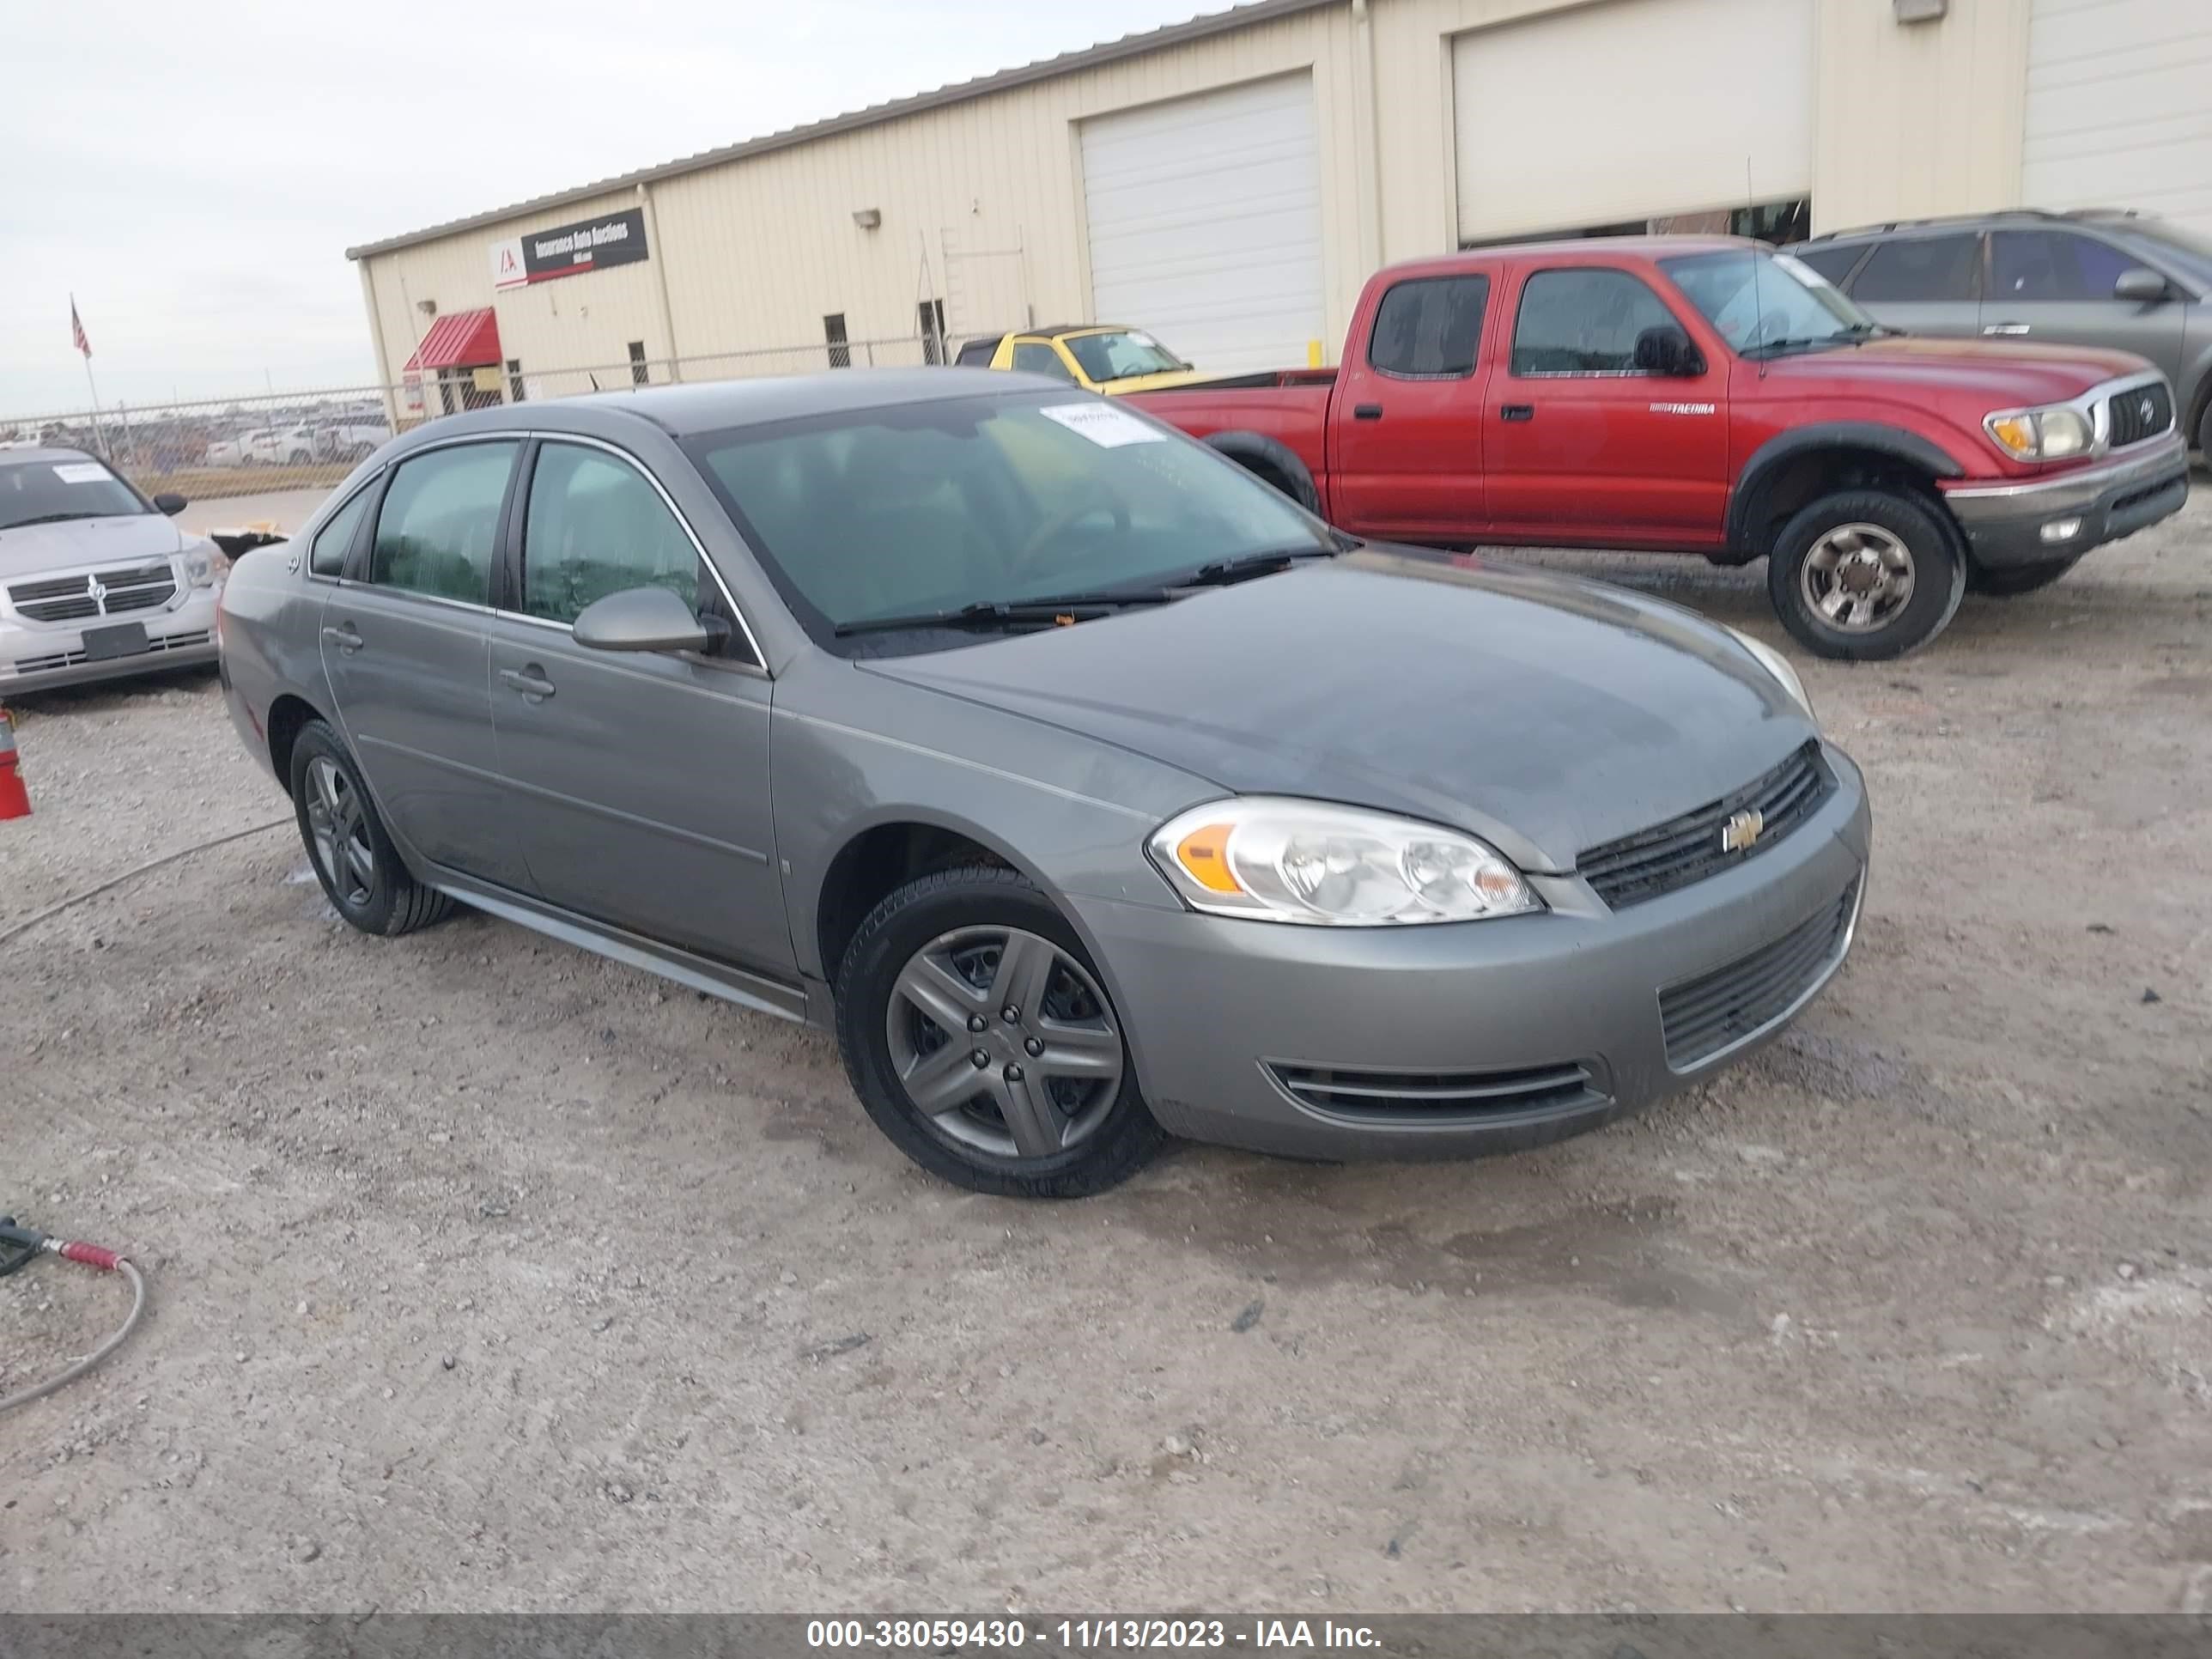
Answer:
1985;405;2092;461
1725;626;1814;723
1147;799;1540;926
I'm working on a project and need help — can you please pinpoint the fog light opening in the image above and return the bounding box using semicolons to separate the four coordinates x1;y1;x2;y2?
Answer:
2039;517;2084;544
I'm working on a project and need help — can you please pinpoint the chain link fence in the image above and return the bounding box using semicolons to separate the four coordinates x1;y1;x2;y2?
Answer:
3;335;939;503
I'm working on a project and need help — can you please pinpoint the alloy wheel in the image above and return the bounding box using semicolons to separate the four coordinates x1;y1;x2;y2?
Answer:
884;925;1124;1159
304;757;375;908
1801;522;1917;633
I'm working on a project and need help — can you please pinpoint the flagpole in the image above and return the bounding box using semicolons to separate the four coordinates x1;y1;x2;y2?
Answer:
73;294;106;454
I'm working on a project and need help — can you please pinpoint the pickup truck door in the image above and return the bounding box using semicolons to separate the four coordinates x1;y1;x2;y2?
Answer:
1485;263;1728;547
1327;272;1492;541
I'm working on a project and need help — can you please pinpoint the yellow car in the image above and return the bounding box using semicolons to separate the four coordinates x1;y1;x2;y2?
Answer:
954;325;1212;395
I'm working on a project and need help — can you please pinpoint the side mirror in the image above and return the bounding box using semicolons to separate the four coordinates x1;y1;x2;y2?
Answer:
152;492;187;516
1633;324;1701;377
573;585;718;654
2113;267;2170;303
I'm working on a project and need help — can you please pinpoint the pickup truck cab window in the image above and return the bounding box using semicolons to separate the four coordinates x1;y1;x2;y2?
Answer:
1011;341;1076;382
1510;269;1678;375
1368;275;1490;378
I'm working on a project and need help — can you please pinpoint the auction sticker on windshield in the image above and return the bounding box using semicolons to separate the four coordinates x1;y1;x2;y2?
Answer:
1040;403;1166;447
53;463;110;483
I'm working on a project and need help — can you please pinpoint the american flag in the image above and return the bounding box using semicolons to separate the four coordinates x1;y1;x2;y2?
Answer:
70;297;92;359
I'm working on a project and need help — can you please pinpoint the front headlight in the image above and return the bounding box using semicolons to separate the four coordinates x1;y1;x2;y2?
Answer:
182;547;216;588
1985;404;2092;461
1725;626;1815;723
1146;799;1540;926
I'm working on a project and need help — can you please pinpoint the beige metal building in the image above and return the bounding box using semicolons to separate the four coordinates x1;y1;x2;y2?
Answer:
349;0;2210;410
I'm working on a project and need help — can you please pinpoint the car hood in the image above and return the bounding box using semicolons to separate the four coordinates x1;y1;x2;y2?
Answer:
0;514;190;580
1764;335;2152;405
858;550;1818;873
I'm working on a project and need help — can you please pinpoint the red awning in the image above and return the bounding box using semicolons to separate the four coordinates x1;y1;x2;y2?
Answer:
404;307;502;372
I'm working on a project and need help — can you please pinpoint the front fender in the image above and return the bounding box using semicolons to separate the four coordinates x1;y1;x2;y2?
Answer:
1726;418;1977;553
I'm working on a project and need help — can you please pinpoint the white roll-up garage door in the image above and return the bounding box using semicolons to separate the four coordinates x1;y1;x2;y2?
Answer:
2023;0;2212;236
1079;74;1325;376
1453;0;1814;245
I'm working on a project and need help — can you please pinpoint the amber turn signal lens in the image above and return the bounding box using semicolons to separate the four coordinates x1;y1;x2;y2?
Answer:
1172;822;1243;894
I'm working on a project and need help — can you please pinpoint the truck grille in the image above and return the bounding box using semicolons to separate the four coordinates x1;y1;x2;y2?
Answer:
8;561;177;623
1659;880;1860;1070
1577;742;1832;909
2106;382;2173;449
1265;1059;1606;1121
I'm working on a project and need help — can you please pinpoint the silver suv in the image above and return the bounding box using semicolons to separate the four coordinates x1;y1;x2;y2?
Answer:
0;448;225;694
1796;209;2212;460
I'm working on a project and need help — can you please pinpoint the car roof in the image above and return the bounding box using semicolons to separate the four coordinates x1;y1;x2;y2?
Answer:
1806;208;2174;244
1;447;99;466
388;368;1051;446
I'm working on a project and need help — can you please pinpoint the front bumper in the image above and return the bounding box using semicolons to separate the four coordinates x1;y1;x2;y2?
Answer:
0;582;222;695
1943;433;2189;569
1074;748;1871;1162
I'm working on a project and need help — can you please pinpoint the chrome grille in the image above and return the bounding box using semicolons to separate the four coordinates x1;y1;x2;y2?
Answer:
8;560;177;624
1578;742;1832;909
2106;382;2173;449
1659;880;1860;1070
1266;1059;1606;1122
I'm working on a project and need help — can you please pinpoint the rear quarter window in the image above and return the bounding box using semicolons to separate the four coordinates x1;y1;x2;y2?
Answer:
1792;244;1868;288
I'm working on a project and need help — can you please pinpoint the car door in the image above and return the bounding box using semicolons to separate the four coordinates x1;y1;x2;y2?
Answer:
1840;230;1984;340
481;436;793;976
1983;228;2189;382
1484;263;1728;547
319;436;530;889
1326;271;1492;541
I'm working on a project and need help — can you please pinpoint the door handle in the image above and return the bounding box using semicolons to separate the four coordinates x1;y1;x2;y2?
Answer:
1982;323;2031;335
319;623;362;654
1352;403;1383;420
500;665;556;702
1500;404;1535;422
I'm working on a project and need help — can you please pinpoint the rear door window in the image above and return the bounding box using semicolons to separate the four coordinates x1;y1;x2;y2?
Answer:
1989;230;2140;301
368;441;518;605
1850;234;1983;303
1510;269;1678;375
1369;275;1491;377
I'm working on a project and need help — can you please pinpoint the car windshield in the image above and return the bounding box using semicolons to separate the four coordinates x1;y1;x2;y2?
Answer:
686;391;1333;643
1662;249;1883;356
1061;329;1188;383
0;456;146;530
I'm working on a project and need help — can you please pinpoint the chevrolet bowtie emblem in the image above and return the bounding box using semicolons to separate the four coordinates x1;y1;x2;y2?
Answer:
1721;808;1765;853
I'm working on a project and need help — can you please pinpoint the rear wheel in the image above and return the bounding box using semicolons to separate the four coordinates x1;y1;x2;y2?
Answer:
289;720;453;937
835;866;1165;1197
1767;489;1966;660
1970;553;2081;597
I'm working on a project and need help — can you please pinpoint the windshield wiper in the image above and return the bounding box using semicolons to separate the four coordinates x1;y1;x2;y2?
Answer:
1179;540;1349;588
0;512;101;531
834;591;1175;637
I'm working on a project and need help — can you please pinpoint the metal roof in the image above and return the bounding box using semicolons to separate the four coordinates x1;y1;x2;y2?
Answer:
404;307;504;372
346;0;1335;260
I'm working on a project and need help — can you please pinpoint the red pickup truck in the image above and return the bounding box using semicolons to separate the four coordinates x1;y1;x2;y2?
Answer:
1127;236;2191;659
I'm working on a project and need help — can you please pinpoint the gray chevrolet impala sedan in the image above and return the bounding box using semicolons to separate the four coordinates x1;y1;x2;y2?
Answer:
218;369;1869;1196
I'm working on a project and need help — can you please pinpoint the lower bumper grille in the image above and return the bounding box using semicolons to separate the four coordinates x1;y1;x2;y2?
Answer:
7;629;210;678
1265;1059;1607;1122
1659;880;1860;1070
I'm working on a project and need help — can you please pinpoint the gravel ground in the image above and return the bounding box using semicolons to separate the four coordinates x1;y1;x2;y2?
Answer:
3;491;2209;1614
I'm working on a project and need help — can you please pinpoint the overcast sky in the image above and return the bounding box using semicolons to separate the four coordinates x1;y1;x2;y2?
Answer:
3;0;1213;418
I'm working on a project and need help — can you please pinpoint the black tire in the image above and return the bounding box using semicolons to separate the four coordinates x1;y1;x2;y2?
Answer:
289;720;453;937
834;866;1166;1197
2196;397;2211;467
1970;553;2082;597
1206;433;1324;516
1767;488;1966;661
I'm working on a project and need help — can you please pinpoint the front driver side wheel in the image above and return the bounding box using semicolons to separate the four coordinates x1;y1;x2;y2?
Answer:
289;720;453;937
835;866;1165;1197
1767;489;1966;661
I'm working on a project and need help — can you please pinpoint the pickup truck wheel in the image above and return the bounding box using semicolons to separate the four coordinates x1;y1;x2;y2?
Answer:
1206;434;1322;516
1970;553;2081;597
836;866;1166;1198
1768;489;1966;661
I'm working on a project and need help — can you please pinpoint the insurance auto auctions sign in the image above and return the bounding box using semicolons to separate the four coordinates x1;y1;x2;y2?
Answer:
489;207;648;289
